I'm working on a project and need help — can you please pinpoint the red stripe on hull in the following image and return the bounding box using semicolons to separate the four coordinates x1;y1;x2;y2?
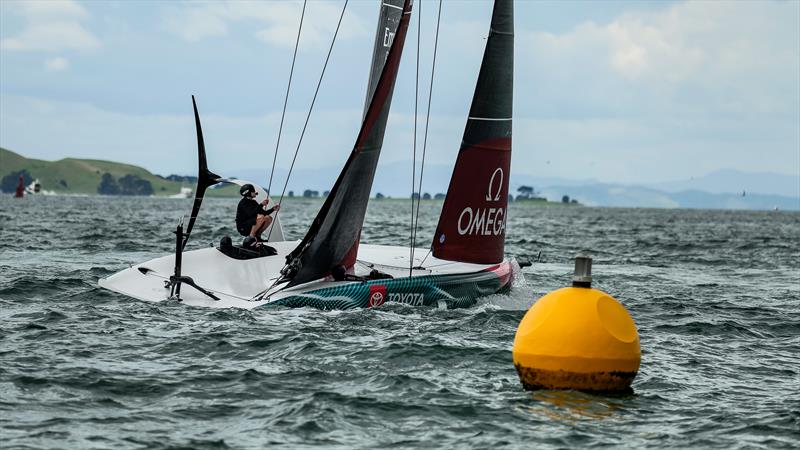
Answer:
484;260;513;288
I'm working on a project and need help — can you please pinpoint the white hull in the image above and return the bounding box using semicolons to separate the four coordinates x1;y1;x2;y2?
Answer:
98;242;518;310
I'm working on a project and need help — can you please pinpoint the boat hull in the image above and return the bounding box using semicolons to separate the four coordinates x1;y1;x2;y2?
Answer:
272;261;514;310
98;243;519;310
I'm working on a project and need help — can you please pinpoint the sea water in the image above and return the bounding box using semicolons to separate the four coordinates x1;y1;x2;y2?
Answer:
1;195;798;448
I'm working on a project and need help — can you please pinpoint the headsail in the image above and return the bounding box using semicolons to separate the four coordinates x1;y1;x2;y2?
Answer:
280;0;413;288
362;0;404;118
431;0;513;264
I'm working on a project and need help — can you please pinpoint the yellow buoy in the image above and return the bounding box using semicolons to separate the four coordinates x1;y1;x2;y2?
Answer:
513;254;640;393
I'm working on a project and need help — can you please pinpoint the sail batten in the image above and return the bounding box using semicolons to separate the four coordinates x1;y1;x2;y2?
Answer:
281;0;413;288
431;0;513;264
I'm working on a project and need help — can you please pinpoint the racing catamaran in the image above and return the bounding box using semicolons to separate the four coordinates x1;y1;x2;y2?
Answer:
99;0;519;310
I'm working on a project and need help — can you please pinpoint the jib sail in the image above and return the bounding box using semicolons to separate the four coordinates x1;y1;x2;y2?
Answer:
281;0;413;288
431;0;513;264
363;0;404;119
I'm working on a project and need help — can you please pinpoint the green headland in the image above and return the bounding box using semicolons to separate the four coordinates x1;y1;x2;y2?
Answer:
0;147;238;197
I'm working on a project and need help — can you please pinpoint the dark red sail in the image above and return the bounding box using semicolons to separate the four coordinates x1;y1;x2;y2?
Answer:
282;0;412;288
432;0;513;264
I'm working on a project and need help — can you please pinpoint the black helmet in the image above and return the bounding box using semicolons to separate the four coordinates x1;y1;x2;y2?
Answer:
239;184;256;196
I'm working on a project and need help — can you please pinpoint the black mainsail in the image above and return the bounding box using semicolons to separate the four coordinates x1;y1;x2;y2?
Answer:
431;0;513;264
280;0;413;288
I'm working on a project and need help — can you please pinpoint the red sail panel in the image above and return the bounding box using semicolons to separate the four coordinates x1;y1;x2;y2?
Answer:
433;137;511;263
432;0;513;264
15;176;24;198
282;0;412;288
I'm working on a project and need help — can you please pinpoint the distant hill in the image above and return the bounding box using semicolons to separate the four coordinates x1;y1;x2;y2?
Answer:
537;184;800;210
228;162;800;210
646;169;800;198
0;147;239;197
3;148;797;209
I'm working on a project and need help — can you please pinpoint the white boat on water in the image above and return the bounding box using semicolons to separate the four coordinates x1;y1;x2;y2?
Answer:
24;179;56;196
100;0;521;310
167;187;193;199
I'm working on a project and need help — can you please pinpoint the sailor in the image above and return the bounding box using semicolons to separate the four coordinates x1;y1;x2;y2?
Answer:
236;184;280;241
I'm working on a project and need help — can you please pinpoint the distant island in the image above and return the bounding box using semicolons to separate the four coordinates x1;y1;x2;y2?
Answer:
0;147;240;197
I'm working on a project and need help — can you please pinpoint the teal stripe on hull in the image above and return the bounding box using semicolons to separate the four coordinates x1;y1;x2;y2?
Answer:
269;269;509;311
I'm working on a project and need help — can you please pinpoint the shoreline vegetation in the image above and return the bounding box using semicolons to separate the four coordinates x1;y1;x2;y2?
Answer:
0;147;579;205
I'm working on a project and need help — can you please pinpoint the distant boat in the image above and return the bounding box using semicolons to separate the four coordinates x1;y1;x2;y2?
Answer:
25;179;41;194
23;179;55;196
168;187;193;199
100;0;520;310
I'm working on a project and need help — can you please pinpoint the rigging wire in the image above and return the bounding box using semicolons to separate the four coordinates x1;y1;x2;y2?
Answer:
266;0;307;199
409;0;421;277
410;0;443;271
266;0;349;242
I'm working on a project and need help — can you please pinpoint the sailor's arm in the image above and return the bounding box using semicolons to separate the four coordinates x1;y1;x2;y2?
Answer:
259;201;280;216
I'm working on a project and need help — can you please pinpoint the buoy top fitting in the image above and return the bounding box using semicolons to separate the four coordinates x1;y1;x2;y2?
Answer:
572;253;592;288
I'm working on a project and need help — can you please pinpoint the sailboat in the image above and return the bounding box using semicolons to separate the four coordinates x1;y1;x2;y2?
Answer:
99;0;519;310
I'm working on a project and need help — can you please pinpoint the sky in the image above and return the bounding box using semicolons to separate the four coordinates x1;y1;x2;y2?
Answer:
1;0;798;187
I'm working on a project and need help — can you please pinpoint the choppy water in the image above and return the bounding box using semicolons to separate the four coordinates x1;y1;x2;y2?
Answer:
1;195;798;448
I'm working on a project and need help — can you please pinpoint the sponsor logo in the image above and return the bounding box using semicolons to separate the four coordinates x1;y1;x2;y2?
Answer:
456;167;506;236
457;207;506;236
383;27;395;47
485;168;503;201
388;292;425;306
457;167;506;236
369;285;387;308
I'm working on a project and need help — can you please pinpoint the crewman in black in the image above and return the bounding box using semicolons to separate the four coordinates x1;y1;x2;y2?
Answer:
236;184;280;240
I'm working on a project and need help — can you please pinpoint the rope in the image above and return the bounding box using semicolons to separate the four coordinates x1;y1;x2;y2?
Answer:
419;247;433;267
266;0;307;198
266;0;348;242
409;0;421;277
410;0;442;269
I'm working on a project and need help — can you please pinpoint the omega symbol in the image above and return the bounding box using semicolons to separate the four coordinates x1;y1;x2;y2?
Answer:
485;168;503;202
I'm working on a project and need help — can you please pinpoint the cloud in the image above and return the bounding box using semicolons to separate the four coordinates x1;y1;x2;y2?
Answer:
44;56;69;71
2;23;100;52
161;7;228;42
161;1;367;49
523;1;799;117
0;0;100;52
13;0;88;19
509;0;799;181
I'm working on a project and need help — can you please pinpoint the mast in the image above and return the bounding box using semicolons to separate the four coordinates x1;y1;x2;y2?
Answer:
363;0;404;118
431;0;513;264
280;0;413;288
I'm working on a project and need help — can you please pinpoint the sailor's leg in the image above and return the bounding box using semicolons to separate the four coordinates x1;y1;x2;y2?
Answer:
254;215;273;237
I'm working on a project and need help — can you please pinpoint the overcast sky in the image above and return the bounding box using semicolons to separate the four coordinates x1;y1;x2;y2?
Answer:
1;0;798;185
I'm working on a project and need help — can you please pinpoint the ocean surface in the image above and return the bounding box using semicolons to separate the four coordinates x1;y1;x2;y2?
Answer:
1;195;798;449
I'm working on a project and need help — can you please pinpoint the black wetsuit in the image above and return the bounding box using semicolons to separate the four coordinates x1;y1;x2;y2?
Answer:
236;198;275;236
